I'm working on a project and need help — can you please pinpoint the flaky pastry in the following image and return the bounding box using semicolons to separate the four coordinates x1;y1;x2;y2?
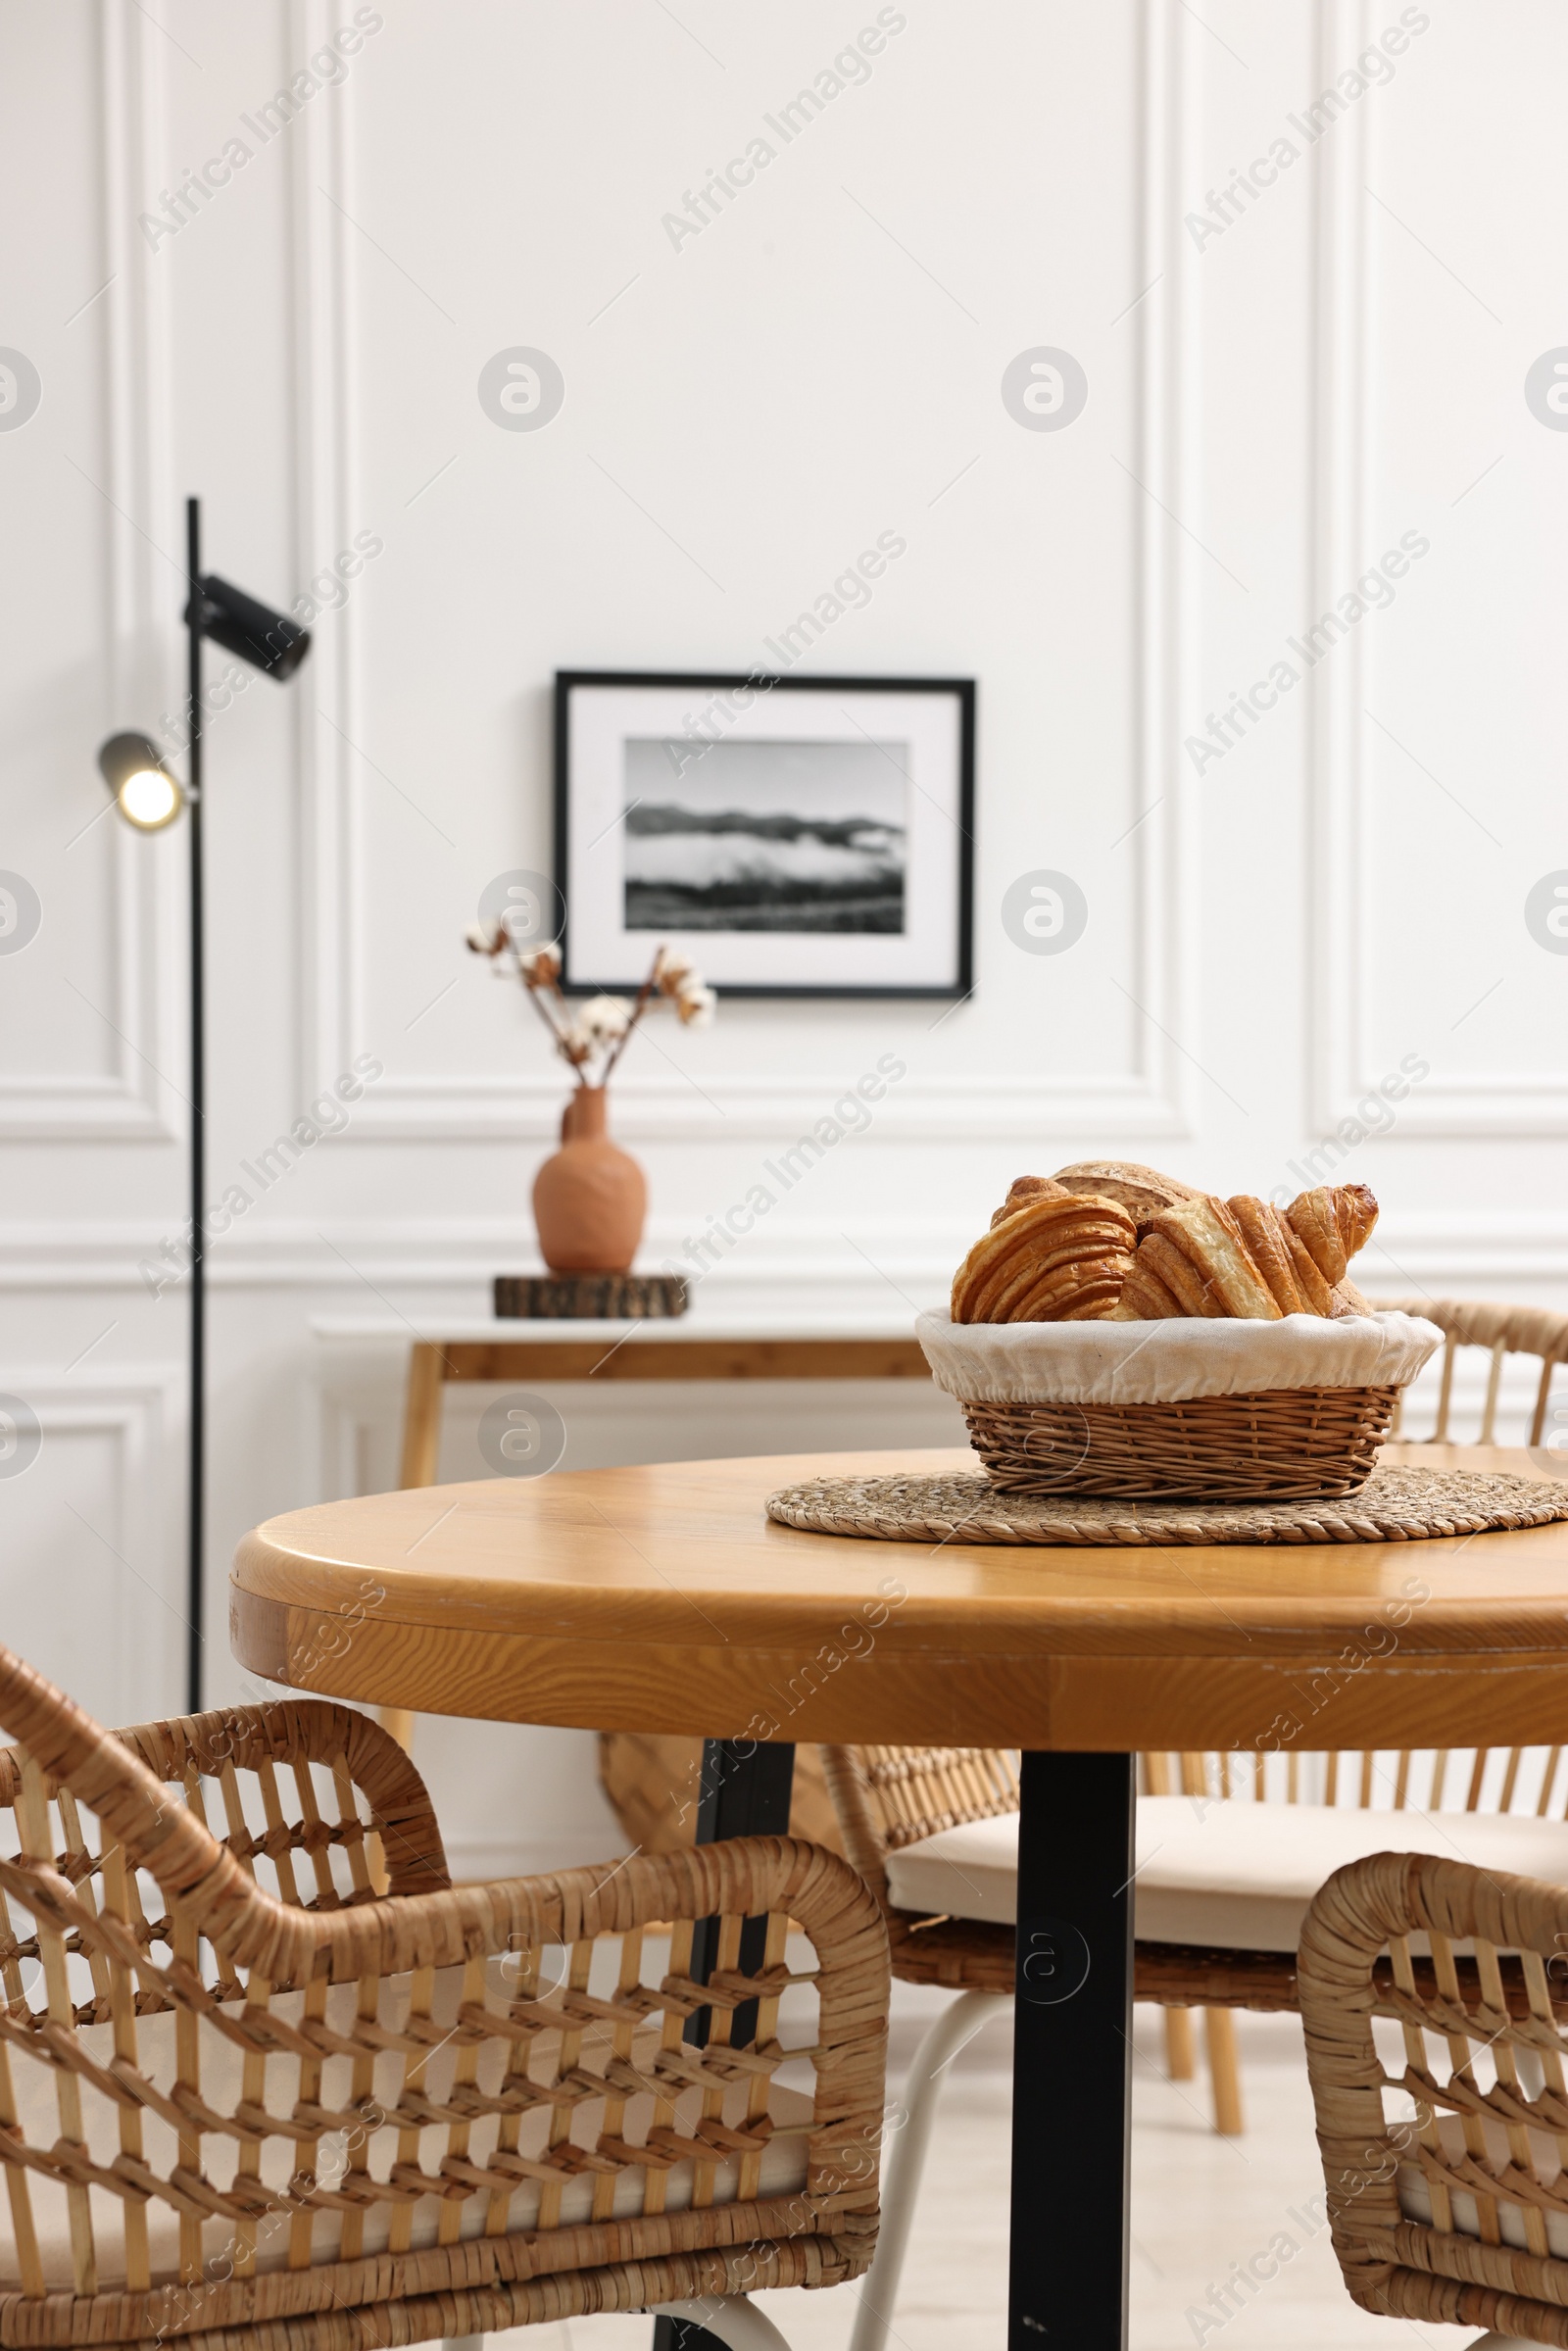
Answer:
989;1175;1072;1230
1143;1200;1281;1319
951;1192;1136;1325
1286;1183;1378;1286
1107;1182;1380;1322
951;1173;1381;1329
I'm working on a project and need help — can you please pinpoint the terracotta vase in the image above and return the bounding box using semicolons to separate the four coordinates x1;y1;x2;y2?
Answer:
531;1087;647;1273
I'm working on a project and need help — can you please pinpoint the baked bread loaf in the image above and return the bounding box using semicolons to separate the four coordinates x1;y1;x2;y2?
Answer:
952;1192;1136;1324
1051;1159;1201;1233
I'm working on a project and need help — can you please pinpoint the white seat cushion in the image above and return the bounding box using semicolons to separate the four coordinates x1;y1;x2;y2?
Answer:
883;1797;1568;1952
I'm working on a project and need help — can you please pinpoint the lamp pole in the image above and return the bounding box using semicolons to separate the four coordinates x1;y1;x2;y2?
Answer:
101;514;307;1715
185;494;206;1713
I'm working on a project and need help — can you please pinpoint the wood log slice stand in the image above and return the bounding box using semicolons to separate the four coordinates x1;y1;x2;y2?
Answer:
494;1272;688;1318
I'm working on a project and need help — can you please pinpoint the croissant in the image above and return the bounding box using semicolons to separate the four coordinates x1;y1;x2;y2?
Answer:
1107;1249;1191;1320
1134;1230;1227;1316
989;1175;1072;1230
1111;1183;1379;1322
1285;1183;1378;1286
952;1192;1136;1324
1145;1199;1282;1319
1225;1196;1309;1313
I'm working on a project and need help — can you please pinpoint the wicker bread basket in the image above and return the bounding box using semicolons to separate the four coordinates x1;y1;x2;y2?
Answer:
916;1308;1443;1500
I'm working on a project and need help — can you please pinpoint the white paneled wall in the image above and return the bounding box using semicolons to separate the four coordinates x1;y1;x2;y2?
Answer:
3;0;1567;1872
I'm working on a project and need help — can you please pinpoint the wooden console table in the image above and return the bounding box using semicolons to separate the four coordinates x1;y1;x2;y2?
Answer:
388;1320;932;1489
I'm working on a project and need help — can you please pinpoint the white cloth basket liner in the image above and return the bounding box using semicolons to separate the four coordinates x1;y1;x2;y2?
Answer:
915;1308;1443;1407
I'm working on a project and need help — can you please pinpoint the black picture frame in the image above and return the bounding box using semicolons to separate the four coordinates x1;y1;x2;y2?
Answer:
553;668;975;999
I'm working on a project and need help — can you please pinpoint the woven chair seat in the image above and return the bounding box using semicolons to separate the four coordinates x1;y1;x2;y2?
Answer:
885;1799;1568;1951
0;1959;816;2293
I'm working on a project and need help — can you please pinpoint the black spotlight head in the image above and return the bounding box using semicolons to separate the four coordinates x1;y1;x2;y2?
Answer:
98;731;183;830
185;572;311;680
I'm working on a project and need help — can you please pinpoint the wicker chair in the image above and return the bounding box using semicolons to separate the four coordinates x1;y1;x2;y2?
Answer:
820;1735;1568;2351
0;1646;889;2351
1299;1845;1568;2348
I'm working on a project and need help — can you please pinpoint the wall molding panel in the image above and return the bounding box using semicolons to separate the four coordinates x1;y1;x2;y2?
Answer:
6;1213;1568;1297
1;1;181;1144
1305;0;1566;1140
291;0;364;1133
0;1370;182;1717
295;0;1204;1147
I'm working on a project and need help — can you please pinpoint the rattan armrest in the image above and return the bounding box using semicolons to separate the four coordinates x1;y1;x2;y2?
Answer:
1300;1849;1568;2345
0;1657;886;1993
279;1837;889;2004
0;1697;450;1900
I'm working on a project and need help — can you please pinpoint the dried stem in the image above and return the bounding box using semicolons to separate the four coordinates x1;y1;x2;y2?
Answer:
599;952;663;1086
522;962;591;1082
469;932;705;1090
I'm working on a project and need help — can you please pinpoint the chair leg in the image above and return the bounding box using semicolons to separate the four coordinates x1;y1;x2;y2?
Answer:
654;2297;794;2351
1163;2004;1197;2081
849;1987;1010;2351
1202;2006;1244;2135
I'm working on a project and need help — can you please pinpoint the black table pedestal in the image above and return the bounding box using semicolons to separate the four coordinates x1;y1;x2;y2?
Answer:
652;1738;797;2351
652;1741;1136;2351
1009;1750;1137;2351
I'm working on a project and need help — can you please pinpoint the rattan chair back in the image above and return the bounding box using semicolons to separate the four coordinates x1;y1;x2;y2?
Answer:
1153;1297;1568;1821
1372;1296;1568;1447
1299;1846;1568;2344
821;1739;1548;1866
820;1732;1568;2028
816;1744;1027;1992
1146;1740;1568;1818
815;1747;1019;1907
0;1648;887;2349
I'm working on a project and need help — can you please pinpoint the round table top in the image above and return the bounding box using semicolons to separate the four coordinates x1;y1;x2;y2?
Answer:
229;1445;1568;1749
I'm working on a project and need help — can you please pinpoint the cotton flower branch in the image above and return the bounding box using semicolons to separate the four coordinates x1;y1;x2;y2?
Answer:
465;924;714;1088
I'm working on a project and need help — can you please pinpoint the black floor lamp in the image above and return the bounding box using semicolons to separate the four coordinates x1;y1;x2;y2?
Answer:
97;497;311;1711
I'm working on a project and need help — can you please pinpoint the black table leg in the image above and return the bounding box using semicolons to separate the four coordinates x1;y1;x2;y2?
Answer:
1009;1750;1136;2351
653;1738;797;2351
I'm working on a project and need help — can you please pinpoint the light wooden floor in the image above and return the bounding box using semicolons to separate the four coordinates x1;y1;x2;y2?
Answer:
490;1982;1483;2351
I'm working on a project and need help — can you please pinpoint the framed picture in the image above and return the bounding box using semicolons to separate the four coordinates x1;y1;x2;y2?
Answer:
554;669;974;997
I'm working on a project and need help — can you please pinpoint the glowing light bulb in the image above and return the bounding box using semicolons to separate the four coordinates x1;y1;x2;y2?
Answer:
117;767;180;829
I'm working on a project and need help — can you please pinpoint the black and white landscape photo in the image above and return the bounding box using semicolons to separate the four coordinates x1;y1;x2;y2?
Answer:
621;737;908;933
558;671;972;995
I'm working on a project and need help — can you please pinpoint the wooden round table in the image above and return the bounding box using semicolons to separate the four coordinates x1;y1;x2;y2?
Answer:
230;1443;1568;2351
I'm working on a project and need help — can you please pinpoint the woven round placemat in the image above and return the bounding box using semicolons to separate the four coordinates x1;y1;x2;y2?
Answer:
764;1463;1568;1548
